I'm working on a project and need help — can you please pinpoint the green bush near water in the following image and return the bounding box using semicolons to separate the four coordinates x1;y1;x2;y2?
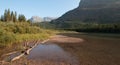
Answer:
0;22;55;47
0;30;16;47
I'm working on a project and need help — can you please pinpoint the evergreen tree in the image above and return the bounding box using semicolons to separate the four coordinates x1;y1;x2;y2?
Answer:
4;9;11;22
1;9;27;22
13;11;17;22
18;14;26;22
0;15;4;21
10;11;14;21
4;9;7;21
7;9;11;21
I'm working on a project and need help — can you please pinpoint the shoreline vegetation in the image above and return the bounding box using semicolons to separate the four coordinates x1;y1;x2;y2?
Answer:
0;22;56;47
0;22;56;61
0;9;57;63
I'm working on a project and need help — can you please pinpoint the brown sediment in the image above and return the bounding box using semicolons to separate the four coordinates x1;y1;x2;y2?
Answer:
50;35;84;43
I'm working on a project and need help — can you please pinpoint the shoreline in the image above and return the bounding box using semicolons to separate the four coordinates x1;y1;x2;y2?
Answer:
0;39;50;65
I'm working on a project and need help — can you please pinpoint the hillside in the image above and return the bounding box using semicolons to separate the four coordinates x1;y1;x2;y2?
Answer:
54;0;120;24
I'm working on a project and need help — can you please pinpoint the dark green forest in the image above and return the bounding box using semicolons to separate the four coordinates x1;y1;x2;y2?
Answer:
49;21;120;33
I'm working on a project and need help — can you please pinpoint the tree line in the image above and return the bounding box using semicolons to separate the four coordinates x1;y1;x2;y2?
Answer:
50;21;120;33
63;23;120;33
0;9;27;22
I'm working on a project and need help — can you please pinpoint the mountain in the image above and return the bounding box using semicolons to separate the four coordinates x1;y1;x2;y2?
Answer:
30;16;43;23
54;0;120;24
30;16;57;23
43;17;57;22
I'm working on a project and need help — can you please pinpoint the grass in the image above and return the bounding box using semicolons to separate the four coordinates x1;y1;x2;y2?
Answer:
56;33;120;65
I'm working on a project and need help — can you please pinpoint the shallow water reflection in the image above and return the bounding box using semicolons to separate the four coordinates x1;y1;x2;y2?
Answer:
27;43;79;64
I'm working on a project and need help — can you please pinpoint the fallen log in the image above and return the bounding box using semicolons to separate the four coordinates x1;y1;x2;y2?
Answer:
10;43;37;61
25;43;38;55
2;51;17;57
10;39;49;62
41;39;49;44
11;53;24;62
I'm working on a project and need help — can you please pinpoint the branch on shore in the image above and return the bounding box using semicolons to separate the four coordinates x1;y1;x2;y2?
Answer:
10;39;49;62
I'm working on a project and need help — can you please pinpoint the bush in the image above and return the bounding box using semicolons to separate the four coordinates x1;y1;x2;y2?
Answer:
0;22;55;47
0;30;16;47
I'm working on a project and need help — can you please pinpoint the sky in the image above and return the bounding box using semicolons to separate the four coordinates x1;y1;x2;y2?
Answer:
0;0;80;19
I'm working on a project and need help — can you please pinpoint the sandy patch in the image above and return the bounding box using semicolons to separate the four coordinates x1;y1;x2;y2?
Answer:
50;35;84;43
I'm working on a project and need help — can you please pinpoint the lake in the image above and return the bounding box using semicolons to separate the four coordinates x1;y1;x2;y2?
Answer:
27;33;120;65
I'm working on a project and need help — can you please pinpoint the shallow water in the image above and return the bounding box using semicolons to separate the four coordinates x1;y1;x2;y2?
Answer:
27;33;120;65
27;43;79;64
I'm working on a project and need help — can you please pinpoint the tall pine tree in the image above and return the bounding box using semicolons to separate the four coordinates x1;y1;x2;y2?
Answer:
10;11;14;22
7;9;11;21
1;9;27;22
4;9;11;22
4;9;7;21
13;11;17;22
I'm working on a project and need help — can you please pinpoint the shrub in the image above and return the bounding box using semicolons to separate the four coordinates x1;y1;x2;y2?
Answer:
0;22;55;47
0;30;16;47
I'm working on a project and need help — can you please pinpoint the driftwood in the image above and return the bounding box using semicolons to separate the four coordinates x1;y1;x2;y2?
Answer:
2;51;17;57
41;39;49;44
10;39;49;62
25;43;38;55
11;53;24;62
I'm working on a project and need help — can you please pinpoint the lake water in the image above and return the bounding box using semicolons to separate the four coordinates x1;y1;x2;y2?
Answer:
27;43;79;65
27;33;120;65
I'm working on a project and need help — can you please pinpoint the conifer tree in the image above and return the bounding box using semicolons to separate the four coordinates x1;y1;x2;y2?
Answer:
18;14;26;22
4;9;7;21
13;11;17;22
0;15;4;21
11;11;14;21
4;9;11;22
7;9;11;21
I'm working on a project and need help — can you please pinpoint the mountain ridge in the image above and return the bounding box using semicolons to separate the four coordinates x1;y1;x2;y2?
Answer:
54;0;120;24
